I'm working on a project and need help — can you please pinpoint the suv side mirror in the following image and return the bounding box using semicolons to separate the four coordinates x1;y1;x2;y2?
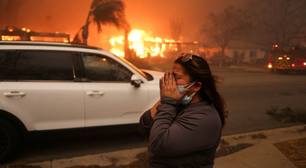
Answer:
131;74;142;88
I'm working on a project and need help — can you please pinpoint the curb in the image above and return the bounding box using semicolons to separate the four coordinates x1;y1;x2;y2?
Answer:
218;124;306;147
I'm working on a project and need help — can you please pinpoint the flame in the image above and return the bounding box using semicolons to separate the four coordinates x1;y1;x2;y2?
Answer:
110;29;179;58
1;35;21;41
21;27;31;32
30;36;69;43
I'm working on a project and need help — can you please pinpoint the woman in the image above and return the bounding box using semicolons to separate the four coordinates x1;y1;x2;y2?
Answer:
139;53;227;168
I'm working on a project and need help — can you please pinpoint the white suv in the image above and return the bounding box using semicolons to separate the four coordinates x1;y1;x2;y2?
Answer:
0;41;162;162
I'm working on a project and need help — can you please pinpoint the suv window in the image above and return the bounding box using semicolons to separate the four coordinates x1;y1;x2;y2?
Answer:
81;53;133;82
0;50;18;80
15;51;74;81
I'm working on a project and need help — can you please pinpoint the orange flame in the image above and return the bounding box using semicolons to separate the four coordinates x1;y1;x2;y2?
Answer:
1;35;21;41
110;29;179;58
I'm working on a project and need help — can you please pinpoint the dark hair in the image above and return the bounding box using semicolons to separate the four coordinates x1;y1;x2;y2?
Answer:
174;54;227;127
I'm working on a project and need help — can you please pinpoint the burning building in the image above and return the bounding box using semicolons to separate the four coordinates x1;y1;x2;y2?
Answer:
109;29;200;61
0;26;70;43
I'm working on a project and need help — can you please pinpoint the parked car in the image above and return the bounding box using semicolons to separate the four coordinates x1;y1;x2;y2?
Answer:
208;55;234;66
0;41;162;162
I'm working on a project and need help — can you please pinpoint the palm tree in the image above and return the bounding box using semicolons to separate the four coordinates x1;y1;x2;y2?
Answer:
73;0;130;45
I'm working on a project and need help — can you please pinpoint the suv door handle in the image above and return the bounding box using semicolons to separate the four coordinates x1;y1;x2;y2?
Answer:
87;91;104;96
4;91;26;97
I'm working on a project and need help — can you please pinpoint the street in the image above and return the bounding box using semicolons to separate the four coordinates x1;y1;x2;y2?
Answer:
217;71;306;135
4;70;306;165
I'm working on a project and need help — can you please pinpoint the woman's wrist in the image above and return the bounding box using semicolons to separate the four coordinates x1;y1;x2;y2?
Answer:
160;96;180;107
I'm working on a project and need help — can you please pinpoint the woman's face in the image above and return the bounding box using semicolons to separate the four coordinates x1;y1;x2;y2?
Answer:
171;63;191;85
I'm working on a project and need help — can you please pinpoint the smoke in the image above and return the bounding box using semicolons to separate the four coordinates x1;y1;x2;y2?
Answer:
123;0;246;40
2;0;245;47
11;0;89;33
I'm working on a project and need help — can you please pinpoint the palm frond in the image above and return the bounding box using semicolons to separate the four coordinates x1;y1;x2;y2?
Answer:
90;0;129;33
72;27;84;44
90;0;107;9
75;0;130;45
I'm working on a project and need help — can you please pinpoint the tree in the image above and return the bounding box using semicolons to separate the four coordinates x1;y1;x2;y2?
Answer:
202;6;251;67
248;0;306;47
169;17;183;53
169;18;183;40
72;0;130;45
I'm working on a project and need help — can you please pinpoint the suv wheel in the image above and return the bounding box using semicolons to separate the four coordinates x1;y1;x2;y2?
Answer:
0;118;20;163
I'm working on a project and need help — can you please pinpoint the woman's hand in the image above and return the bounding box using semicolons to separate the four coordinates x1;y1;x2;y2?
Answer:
160;70;187;101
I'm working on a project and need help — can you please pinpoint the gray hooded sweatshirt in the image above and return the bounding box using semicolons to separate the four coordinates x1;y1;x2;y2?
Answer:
139;96;222;168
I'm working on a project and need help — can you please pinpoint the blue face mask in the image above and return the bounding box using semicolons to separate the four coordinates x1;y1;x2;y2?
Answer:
177;82;196;105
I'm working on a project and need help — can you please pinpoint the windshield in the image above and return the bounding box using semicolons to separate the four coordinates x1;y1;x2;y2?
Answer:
113;54;148;80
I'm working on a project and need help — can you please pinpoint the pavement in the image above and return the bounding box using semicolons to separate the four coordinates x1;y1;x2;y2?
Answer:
21;124;306;168
229;65;269;73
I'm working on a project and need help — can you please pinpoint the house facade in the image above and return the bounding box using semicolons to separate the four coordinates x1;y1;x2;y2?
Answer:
199;41;268;64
